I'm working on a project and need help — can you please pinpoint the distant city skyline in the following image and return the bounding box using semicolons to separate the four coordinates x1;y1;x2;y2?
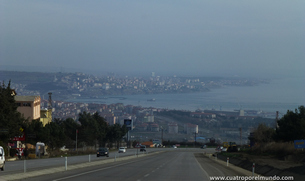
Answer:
1;1;305;79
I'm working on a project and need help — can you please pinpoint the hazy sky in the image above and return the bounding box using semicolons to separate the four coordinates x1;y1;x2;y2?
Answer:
1;0;304;77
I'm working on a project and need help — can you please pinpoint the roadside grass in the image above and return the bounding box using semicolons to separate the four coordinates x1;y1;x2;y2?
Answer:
218;142;305;162
219;152;243;158
242;142;305;161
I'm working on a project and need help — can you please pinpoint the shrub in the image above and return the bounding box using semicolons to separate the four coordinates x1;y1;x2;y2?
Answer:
248;142;304;157
9;148;16;157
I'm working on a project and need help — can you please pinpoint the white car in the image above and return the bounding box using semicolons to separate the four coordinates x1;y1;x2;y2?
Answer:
0;146;5;171
118;147;126;153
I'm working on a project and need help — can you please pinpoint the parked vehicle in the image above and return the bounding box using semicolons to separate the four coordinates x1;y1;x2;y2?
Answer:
96;147;109;157
140;145;146;152
118;147;126;153
201;145;207;149
172;145;177;148
0;146;5;171
215;146;223;152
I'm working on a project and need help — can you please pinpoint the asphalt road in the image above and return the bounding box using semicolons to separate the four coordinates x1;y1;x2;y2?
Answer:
1;148;254;181
2;148;156;174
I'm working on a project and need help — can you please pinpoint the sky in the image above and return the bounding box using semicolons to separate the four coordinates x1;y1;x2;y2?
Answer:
1;0;304;78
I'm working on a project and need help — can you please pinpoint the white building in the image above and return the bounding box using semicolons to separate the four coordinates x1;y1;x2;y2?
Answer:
184;123;198;134
168;122;178;134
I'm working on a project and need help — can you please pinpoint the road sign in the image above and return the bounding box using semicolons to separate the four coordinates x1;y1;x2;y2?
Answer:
12;133;25;141
294;140;305;149
124;119;133;131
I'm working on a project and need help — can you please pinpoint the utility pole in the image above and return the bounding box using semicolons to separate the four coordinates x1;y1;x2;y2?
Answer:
161;126;163;146
76;129;78;153
276;111;279;128
194;132;197;147
239;127;242;146
48;92;53;122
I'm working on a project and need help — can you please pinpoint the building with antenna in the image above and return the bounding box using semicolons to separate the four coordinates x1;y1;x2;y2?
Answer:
40;93;53;126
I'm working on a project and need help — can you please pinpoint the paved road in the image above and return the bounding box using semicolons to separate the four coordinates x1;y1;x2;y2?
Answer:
0;148;256;181
1;148;159;174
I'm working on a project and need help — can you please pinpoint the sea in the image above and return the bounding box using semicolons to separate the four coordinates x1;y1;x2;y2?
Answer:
67;77;304;116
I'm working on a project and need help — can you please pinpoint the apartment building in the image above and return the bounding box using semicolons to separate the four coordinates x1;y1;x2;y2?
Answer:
15;96;41;121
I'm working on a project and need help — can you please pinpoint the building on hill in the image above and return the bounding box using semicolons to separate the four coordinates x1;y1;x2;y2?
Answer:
149;123;159;132
15;96;41;121
168;122;178;134
184;123;198;134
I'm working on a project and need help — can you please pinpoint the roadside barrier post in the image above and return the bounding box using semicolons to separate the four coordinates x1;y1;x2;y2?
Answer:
227;157;229;166
252;163;255;176
65;157;67;171
89;154;91;162
24;159;26;173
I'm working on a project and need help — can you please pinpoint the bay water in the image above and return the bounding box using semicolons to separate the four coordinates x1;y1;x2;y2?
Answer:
69;77;304;115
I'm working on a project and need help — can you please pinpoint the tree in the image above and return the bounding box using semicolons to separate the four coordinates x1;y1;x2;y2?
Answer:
92;112;108;147
24;119;46;145
0;81;28;144
250;123;275;144
78;112;109;148
275;106;305;142
78;112;98;146
61;118;80;148
44;121;65;150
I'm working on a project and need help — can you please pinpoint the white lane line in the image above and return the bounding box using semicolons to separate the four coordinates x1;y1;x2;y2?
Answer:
52;160;139;181
195;155;210;179
144;174;150;177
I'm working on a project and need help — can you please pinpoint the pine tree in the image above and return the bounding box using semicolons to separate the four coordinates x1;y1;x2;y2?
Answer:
0;81;27;144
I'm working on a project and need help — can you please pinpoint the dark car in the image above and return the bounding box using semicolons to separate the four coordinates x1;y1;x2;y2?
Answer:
96;147;109;157
140;145;146;152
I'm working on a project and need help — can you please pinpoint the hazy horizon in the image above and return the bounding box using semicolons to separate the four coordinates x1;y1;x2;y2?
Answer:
1;1;305;78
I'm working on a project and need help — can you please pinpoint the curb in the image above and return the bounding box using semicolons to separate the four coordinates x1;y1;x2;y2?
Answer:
6;158;17;161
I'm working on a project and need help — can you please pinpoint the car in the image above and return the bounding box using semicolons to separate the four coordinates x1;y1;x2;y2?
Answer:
201;145;207;149
140;145;146;152
0;146;5;171
118;147;126;153
222;147;227;152
96;147;109;157
172;145;177;148
215;146;223;152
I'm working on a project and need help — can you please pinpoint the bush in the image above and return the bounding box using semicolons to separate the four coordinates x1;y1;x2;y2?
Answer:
248;142;303;157
9;149;16;157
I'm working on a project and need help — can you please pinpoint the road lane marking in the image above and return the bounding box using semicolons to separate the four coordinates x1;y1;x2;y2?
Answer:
52;160;139;181
195;155;210;179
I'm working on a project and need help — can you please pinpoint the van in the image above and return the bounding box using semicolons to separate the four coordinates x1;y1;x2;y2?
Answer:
0;146;5;171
